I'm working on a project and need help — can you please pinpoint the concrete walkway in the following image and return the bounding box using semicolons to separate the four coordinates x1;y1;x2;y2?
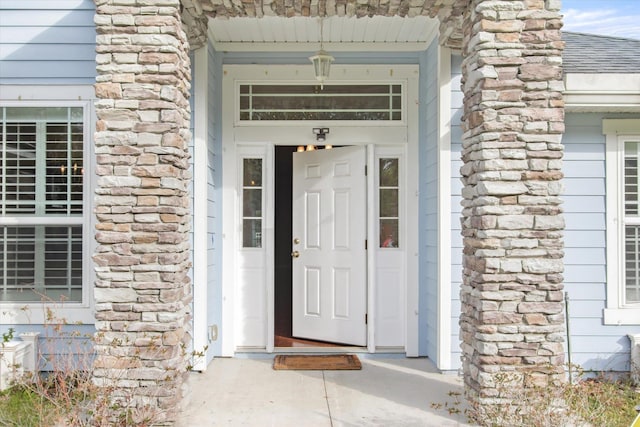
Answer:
178;356;471;426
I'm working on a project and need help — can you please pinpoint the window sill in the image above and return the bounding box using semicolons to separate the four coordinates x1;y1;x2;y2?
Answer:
603;308;640;325
0;303;94;325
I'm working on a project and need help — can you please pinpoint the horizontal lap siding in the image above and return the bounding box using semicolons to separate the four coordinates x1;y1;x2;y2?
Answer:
563;113;639;371
449;54;463;370
0;1;97;365
208;42;223;357
446;107;638;371
419;40;438;358
0;0;96;84
1;324;95;371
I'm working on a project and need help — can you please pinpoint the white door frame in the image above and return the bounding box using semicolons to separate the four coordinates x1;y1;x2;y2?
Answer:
220;64;419;356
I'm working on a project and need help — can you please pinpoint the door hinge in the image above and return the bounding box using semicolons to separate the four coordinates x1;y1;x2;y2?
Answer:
365;313;368;325
365;239;368;250
365;165;368;176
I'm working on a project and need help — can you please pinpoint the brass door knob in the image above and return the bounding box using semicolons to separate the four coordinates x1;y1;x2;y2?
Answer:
291;251;300;258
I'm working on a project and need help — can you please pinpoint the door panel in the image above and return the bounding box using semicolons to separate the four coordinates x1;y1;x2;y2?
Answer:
306;191;321;248
292;146;367;346
305;268;321;316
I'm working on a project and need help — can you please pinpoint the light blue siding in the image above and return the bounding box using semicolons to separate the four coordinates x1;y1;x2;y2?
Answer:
189;42;223;360
442;96;640;372
0;0;97;366
418;39;439;358
449;54;464;370
207;42;223;359
563;112;640;371
0;0;96;84
1;324;95;371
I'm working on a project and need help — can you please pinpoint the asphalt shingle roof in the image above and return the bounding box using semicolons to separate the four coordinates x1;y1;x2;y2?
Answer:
563;31;640;74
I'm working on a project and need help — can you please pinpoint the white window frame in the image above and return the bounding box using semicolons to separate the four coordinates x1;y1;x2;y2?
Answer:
604;119;640;325
0;86;95;324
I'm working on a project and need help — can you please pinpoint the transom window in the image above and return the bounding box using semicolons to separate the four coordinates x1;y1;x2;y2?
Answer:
239;84;402;121
1;106;84;302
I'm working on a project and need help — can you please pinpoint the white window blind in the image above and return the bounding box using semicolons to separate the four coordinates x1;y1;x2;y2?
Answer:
624;141;640;304
1;107;84;302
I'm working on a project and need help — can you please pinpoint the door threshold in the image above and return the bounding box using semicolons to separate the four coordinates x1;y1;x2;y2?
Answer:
274;346;368;354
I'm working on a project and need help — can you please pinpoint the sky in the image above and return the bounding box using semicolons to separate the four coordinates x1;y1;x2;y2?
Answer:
562;0;640;40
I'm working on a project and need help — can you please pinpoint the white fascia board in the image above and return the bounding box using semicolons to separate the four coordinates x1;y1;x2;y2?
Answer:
564;73;640;112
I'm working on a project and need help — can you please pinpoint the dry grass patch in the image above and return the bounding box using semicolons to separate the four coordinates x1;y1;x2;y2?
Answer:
431;368;640;427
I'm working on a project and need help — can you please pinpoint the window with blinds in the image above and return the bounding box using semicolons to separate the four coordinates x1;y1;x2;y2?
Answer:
239;84;402;121
624;141;640;304
1;107;84;302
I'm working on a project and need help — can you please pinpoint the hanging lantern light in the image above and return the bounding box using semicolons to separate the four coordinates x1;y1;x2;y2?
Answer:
309;17;334;89
309;50;334;89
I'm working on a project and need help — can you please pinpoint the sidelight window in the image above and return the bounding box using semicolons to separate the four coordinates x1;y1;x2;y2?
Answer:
242;158;263;248
379;157;399;248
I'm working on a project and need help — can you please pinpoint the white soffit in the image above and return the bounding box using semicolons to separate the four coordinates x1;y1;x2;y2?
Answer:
208;15;439;52
564;73;640;113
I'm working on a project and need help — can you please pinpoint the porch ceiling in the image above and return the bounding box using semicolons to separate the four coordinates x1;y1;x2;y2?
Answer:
207;16;439;52
180;0;469;50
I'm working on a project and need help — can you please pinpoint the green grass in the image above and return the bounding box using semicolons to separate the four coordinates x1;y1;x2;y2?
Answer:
0;386;57;427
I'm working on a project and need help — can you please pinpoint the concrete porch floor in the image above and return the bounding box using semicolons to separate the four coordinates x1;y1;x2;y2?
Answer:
178;356;471;426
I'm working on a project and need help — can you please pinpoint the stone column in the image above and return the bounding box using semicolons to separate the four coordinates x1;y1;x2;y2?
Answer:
458;0;565;420
92;0;192;423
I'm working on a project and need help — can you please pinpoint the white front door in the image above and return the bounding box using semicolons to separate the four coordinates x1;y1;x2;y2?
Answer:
291;146;367;346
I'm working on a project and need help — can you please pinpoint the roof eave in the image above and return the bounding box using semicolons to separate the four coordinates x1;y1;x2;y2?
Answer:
564;73;640;113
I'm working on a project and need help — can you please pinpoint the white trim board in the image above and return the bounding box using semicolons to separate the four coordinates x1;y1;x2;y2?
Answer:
221;64;419;355
437;46;453;369
565;74;640;113
192;47;209;370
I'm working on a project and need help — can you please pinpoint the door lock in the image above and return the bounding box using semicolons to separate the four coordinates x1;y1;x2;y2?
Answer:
293;238;300;244
291;251;300;258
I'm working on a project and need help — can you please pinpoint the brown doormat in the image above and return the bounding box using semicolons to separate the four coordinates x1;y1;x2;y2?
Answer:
273;354;362;370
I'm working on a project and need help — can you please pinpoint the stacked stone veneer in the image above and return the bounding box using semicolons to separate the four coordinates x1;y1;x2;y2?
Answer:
458;0;565;415
88;0;566;422
180;0;470;49
92;0;192;423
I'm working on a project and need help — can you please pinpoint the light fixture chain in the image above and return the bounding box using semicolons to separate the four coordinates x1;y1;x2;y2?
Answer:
320;16;324;50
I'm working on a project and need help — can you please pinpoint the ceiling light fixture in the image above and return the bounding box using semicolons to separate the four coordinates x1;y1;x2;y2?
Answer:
309;17;334;90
